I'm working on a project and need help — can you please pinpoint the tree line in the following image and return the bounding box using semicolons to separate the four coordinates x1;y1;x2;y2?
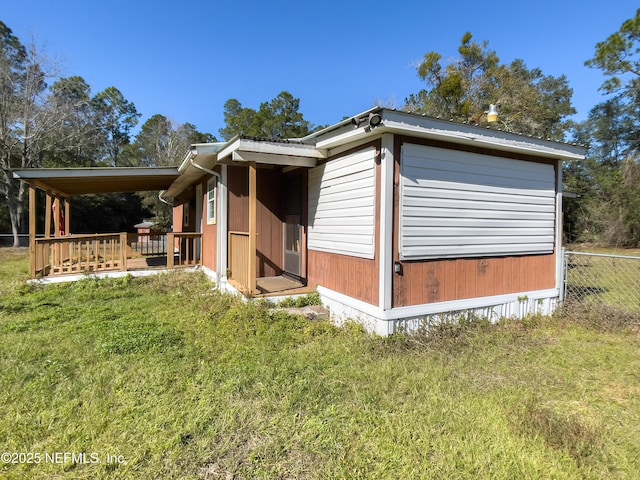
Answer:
2;10;640;248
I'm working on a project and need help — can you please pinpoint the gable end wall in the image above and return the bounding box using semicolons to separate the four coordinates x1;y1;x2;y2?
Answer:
391;136;558;308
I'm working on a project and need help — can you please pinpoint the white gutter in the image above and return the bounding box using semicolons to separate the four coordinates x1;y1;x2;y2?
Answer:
189;157;219;177
177;142;227;173
158;191;174;206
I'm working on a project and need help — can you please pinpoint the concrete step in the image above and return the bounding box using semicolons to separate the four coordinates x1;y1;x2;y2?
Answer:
273;305;330;321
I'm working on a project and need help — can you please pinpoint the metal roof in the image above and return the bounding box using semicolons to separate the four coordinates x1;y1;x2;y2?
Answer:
13;108;587;203
12;167;180;197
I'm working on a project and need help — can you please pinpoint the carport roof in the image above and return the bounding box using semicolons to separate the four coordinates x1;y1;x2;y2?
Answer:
12;167;180;197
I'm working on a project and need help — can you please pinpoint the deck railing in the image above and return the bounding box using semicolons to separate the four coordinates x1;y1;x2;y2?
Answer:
228;231;250;291
34;233;128;277
167;232;202;269
32;232;202;278
127;233;167;256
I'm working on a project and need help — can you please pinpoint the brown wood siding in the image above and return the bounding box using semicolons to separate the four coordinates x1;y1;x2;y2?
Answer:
307;141;381;306
183;194;196;232
172;205;184;233
391;135;558;307
308;250;379;305
227;165;249;232
201;168;222;272
227;165;284;278
256;168;283;277
201;177;217;271
392;254;556;307
201;224;217;271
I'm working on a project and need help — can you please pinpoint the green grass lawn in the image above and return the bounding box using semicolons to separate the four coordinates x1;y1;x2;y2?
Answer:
1;248;640;479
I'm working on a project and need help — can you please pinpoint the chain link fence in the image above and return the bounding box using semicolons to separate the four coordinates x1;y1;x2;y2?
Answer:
563;251;640;313
0;234;33;247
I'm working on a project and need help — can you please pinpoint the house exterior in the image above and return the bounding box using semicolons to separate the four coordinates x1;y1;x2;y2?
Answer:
160;108;586;335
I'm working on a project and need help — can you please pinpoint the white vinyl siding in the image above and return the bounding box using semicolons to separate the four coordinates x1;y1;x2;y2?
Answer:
400;143;556;260
308;148;376;259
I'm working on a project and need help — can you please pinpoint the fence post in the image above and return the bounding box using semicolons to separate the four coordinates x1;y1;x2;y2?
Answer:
29;187;37;278
559;247;566;304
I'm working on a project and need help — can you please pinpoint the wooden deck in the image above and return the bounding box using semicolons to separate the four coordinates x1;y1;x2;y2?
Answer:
255;276;316;297
31;232;201;279
226;275;316;297
126;256;170;271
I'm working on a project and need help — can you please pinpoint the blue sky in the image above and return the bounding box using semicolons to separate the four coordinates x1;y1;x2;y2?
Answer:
6;1;635;138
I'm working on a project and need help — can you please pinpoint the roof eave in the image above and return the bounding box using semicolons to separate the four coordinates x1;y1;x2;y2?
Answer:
162;142;227;201
12;167;180;197
313;109;586;161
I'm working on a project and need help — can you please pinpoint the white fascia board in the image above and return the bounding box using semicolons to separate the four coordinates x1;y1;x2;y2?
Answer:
216;138;242;162
380;110;586;161
314;110;586;161
176;142;225;173
190;143;225;169
218;138;325;166
232;150;317;167
192;143;226;155
299;106;381;143
314;124;377;150
241;139;326;158
13;167;179;179
177;149;196;173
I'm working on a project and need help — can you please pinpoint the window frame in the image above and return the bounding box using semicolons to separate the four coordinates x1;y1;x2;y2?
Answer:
207;175;218;225
183;202;190;227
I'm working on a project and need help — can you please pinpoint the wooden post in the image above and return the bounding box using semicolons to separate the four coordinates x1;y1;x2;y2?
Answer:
53;197;61;237
29;186;36;278
52;197;61;269
60;198;71;262
120;233;127;272
248;162;257;295
167;233;175;269
44;193;52;239
64;198;70;236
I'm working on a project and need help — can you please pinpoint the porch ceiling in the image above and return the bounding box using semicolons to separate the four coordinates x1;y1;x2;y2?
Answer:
13;167;180;197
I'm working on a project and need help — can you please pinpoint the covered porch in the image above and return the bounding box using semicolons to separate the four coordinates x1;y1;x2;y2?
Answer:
163;139;325;297
13;167;202;279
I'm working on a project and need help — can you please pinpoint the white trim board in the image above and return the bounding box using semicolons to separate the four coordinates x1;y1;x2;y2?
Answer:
317;285;559;336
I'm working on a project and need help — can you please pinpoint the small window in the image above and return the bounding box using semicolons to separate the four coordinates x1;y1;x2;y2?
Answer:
183;203;190;227
207;176;217;225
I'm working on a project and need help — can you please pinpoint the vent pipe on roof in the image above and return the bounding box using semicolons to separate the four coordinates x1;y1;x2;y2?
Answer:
487;104;499;123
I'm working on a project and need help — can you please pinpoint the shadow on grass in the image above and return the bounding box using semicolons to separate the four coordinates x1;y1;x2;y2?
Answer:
514;397;609;469
556;302;640;333
564;284;609;302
